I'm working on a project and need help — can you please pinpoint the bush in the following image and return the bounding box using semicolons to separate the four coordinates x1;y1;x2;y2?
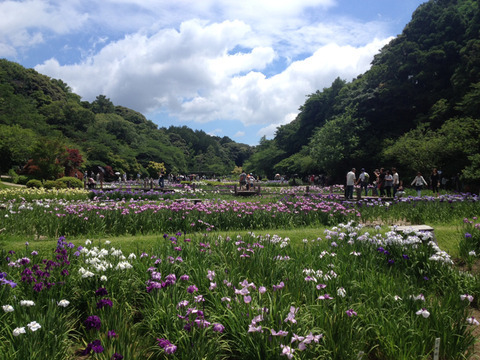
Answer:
288;178;304;186
17;175;30;185
56;177;83;189
42;180;67;189
6;169;19;183
26;179;43;188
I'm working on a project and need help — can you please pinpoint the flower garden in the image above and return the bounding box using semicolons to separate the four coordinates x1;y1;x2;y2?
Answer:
1;186;480;359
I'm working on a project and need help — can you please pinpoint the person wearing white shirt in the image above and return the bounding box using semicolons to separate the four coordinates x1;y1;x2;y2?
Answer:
392;168;399;196
345;168;356;200
357;168;370;196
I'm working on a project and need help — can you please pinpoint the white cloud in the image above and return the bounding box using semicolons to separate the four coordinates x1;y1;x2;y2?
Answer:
234;131;245;138
3;0;401;144
0;0;88;54
36;18;390;136
257;112;297;139
207;128;223;136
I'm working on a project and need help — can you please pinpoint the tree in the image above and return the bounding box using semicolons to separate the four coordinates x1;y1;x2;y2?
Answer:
62;148;84;177
382;124;442;177
146;161;166;178
309;106;366;180
274;149;317;178
231;166;243;176
91;95;115;114
0;124;36;173
25;137;67;180
243;137;285;178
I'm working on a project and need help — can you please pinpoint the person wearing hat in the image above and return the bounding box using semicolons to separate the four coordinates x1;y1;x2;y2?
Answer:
356;168;370;196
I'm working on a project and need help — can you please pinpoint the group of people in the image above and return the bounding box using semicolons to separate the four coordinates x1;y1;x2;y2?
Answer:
239;172;256;190
345;167;402;200
346;167;447;199
410;168;443;196
83;171;102;189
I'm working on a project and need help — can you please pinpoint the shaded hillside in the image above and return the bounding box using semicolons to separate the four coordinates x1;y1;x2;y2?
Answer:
245;0;480;187
0;59;253;179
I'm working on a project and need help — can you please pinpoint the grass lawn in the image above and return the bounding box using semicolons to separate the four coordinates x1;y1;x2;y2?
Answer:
1;223;464;260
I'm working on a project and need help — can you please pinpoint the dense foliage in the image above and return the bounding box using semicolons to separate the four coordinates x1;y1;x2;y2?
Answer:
245;0;480;188
0;62;253;179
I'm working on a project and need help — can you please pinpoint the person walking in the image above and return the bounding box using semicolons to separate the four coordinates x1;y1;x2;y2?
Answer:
345;168;356;200
411;172;428;197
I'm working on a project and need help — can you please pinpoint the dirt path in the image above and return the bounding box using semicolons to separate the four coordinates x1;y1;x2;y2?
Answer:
1;181;25;187
0;175;26;188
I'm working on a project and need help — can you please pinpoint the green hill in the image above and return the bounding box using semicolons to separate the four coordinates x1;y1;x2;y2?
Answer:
0;59;253;180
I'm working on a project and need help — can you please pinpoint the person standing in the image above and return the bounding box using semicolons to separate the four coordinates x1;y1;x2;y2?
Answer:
392;168;399;197
372;169;380;196
384;170;393;197
357;168;370;196
377;168;386;197
345;168;356;200
239;171;247;190
430;168;440;196
159;172;165;189
248;173;255;191
411;172;428;196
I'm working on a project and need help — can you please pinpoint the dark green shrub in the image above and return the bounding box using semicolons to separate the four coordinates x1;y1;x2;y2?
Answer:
26;179;43;188
43;180;58;189
7;169;19;183
17;175;30;185
56;177;83;189
288;178;304;186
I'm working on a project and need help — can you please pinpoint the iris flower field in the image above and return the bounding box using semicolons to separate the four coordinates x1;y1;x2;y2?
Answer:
1;185;480;359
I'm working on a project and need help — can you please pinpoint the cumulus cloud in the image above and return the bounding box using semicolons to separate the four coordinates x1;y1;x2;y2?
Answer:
3;0;400;143
0;0;88;54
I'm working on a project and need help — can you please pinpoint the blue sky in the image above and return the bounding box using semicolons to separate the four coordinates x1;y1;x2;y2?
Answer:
1;0;426;145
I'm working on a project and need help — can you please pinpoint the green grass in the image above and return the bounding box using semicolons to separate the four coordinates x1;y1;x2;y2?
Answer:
1;227;330;254
1;224;464;260
434;224;462;258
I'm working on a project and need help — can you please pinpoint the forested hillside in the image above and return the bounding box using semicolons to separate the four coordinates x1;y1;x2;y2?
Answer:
244;0;480;188
0;59;253;180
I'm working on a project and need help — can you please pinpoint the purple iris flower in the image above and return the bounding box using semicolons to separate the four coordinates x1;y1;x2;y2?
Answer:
187;285;198;293
96;298;113;309
212;323;225;333
95;287;109;296
84;315;101;330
